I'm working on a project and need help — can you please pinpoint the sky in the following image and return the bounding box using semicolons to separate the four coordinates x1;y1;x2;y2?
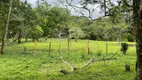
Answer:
28;0;59;7
27;0;37;7
27;0;103;19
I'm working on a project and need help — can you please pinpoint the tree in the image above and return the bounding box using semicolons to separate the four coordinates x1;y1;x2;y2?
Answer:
12;0;36;43
34;1;50;36
35;1;70;38
133;0;142;80
68;22;85;42
8;0;37;43
0;0;9;41
10;0;24;43
29;25;44;41
47;6;70;37
1;0;13;54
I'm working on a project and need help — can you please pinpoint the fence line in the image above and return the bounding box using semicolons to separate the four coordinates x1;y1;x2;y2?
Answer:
25;40;94;56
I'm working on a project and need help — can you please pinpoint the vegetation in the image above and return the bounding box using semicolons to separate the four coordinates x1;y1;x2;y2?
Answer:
0;0;142;80
0;39;136;80
121;42;129;55
0;0;132;42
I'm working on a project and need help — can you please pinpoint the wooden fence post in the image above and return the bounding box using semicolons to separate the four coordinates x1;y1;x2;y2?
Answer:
49;42;51;56
68;40;70;56
87;40;90;54
34;40;37;56
85;40;90;55
106;41;108;56
86;43;88;55
24;47;27;53
58;41;61;54
70;40;71;47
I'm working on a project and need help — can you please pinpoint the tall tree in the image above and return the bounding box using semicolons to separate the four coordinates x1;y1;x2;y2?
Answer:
35;1;70;38
9;0;36;43
133;0;142;80
1;0;13;54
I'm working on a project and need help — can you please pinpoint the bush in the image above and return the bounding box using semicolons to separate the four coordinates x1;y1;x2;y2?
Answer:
127;34;135;42
121;43;128;55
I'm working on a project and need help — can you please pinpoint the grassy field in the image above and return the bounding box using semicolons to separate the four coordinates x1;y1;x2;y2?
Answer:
0;38;136;80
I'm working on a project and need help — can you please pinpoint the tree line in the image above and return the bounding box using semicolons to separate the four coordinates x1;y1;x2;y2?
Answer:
0;0;134;43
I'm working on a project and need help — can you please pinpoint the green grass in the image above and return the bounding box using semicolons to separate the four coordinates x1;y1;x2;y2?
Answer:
0;39;136;80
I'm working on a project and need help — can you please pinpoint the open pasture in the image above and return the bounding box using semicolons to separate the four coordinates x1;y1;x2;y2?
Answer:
0;39;136;80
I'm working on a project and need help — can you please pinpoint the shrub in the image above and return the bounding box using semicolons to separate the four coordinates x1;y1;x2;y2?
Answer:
96;50;102;56
121;42;128;55
127;34;135;42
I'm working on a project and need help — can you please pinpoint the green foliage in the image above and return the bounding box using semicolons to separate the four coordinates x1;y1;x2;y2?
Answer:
35;2;70;37
0;0;132;43
0;39;136;80
47;7;69;37
34;2;50;36
0;0;10;41
79;18;128;41
44;36;49;41
29;25;44;41
0;0;130;42
96;50;102;56
6;0;37;42
69;23;85;39
109;6;125;24
127;34;135;42
0;0;9;22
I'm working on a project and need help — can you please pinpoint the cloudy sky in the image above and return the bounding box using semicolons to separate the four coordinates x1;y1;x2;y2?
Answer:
28;0;60;7
27;0;103;19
